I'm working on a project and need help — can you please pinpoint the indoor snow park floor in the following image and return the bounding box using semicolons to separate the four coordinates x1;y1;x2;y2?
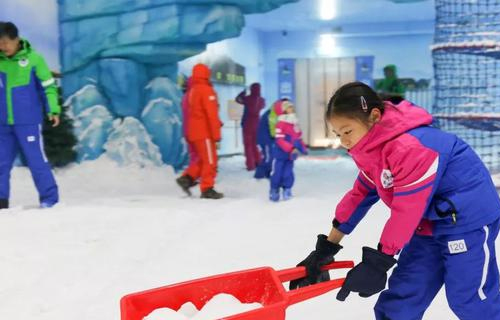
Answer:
0;155;488;319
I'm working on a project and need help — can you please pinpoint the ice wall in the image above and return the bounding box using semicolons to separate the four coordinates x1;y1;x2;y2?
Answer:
58;0;297;169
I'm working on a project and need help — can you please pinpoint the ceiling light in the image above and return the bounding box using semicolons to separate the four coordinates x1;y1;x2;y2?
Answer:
318;33;336;56
319;0;336;20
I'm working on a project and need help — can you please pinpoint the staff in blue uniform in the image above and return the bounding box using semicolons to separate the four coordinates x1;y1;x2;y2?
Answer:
0;22;60;209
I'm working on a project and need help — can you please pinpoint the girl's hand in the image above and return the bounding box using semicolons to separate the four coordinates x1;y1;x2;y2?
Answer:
289;235;343;290
337;247;396;301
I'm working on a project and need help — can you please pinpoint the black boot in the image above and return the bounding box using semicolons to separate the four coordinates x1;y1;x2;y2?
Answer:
0;199;8;209
200;188;224;199
176;175;197;196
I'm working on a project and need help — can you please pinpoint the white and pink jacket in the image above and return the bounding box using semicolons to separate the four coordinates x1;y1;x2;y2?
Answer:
274;114;306;157
334;101;500;255
273;100;307;159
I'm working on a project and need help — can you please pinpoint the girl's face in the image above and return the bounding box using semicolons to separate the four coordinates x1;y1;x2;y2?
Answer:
328;108;381;149
285;105;295;114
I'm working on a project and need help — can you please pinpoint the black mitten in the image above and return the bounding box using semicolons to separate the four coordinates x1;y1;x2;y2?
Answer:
336;247;397;301
289;234;343;290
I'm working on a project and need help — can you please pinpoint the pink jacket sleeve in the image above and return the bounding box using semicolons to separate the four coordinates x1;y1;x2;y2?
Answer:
334;172;380;234
379;139;439;255
274;125;294;153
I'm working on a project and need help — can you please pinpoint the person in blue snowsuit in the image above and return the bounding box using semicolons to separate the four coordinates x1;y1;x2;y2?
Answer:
269;99;307;201
254;108;274;179
0;22;60;209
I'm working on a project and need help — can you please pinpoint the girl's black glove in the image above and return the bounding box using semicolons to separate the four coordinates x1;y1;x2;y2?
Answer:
336;246;397;301
289;234;343;290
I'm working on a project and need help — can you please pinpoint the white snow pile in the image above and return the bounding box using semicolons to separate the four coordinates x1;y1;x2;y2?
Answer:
144;294;261;320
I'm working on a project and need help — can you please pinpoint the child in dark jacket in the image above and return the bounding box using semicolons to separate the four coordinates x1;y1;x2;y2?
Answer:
254;108;274;179
269;99;307;201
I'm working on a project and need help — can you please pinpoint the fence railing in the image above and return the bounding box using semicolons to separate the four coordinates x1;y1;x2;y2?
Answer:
405;88;434;112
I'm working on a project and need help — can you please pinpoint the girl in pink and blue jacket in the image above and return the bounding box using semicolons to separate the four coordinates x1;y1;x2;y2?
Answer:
269;99;307;201
290;82;500;320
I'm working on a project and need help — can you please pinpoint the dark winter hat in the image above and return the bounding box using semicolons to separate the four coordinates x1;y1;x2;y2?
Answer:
326;81;384;120
0;22;19;39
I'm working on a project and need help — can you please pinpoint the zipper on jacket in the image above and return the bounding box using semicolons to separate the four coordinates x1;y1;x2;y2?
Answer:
434;195;458;225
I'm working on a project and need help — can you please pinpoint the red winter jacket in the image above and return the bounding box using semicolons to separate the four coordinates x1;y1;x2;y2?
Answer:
186;64;222;142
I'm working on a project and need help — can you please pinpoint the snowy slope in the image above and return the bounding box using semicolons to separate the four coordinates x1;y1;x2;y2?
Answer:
0;156;482;319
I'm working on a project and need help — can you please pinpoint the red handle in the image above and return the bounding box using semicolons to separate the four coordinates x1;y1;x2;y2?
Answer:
276;260;354;306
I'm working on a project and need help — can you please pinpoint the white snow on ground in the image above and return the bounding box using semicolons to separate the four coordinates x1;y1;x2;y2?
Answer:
1;155;489;320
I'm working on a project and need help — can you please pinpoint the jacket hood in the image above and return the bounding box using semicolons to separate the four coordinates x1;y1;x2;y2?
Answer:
192;63;211;81
0;38;31;60
273;99;294;116
348;100;433;159
250;83;261;96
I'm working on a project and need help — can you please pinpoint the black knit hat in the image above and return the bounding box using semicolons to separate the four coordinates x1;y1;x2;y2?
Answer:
0;22;19;39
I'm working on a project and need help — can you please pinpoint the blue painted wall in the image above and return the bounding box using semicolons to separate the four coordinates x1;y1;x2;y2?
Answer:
260;20;435;105
56;0;297;169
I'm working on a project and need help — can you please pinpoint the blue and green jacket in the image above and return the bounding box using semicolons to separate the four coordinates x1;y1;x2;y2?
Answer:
0;39;60;125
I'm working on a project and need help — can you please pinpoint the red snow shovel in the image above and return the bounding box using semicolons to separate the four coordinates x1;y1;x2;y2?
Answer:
120;260;354;320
